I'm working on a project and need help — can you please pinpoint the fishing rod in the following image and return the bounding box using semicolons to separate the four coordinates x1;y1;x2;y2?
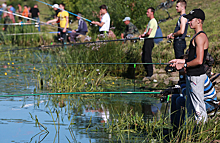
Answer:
34;0;92;23
5;31;71;36
0;23;37;26
0;36;168;53
0;91;161;97
3;62;170;68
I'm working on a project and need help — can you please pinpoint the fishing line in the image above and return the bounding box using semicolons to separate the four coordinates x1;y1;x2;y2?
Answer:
34;0;92;23
0;36;167;53
0;91;161;97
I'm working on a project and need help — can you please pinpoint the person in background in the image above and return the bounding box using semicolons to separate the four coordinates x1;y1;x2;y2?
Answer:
52;4;61;40
0;5;3;21
30;4;40;31
2;2;7;10
9;5;15;14
17;3;22;15
91;4;110;35
121;17;139;39
69;13;88;42
22;5;29;22
47;3;69;43
139;7;158;80
6;6;15;23
2;12;12;31
167;0;188;59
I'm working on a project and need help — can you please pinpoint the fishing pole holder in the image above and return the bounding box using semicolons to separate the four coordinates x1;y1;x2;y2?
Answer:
160;85;181;103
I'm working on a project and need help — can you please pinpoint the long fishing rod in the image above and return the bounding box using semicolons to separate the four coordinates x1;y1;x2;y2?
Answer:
0;23;37;26
0;36;168;53
4;62;170;68
0;91;161;97
5;31;71;36
34;0;92;23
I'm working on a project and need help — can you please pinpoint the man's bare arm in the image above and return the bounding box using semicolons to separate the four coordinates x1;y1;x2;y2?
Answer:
186;34;206;67
167;16;187;39
173;16;188;36
47;17;58;24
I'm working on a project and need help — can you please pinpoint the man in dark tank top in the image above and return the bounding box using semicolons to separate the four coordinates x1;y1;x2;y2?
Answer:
167;0;188;59
169;9;208;123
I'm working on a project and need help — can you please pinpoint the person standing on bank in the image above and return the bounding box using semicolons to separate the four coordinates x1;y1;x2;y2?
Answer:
22;5;29;22
91;5;110;35
167;0;188;59
52;4;61;40
47;3;69;43
121;17;139;39
30;4;40;31
139;7;158;80
169;9;208;122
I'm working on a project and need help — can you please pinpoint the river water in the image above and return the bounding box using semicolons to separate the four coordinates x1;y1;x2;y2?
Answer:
0;50;167;142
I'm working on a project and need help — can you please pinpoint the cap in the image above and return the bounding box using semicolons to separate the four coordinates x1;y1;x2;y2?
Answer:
183;9;205;21
123;17;131;21
52;4;59;8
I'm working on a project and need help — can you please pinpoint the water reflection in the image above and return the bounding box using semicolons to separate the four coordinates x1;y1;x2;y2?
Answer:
0;93;167;142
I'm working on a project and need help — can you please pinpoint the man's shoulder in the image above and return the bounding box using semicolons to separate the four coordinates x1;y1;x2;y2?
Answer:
103;13;110;19
128;22;134;26
149;18;157;24
195;32;208;41
149;18;158;27
63;11;69;15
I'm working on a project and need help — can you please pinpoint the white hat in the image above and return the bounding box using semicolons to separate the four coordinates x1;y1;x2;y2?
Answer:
123;17;131;21
52;4;59;8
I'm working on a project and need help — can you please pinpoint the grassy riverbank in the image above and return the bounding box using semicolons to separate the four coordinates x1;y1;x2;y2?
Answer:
1;0;220;142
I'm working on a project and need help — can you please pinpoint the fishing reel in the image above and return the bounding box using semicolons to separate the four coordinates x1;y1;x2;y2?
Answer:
160;85;181;103
165;64;176;73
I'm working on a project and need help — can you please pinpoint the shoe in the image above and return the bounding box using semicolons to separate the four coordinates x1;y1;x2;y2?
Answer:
142;76;152;81
58;37;64;41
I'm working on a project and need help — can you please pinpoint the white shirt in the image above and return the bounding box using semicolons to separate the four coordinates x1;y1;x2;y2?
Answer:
99;13;110;32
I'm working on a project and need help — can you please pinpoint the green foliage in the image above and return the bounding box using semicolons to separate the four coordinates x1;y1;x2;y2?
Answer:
7;0;35;7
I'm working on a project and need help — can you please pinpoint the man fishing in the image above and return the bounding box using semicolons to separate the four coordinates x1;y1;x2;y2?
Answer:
22;5;29;22
47;3;69;43
69;13;88;43
167;0;188;59
91;5;110;35
139;7;158;80
30;4;40;31
121;17;139;39
52;4;61;40
169;9;209;122
165;53;218;133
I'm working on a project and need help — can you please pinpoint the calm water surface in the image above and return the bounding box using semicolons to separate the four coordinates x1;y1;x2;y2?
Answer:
0;51;167;142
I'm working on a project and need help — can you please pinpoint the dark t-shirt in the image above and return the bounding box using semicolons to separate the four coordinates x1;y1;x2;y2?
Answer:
55;9;61;17
30;8;39;18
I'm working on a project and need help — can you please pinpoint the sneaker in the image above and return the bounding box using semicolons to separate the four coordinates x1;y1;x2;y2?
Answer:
58;37;64;41
142;76;152;81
